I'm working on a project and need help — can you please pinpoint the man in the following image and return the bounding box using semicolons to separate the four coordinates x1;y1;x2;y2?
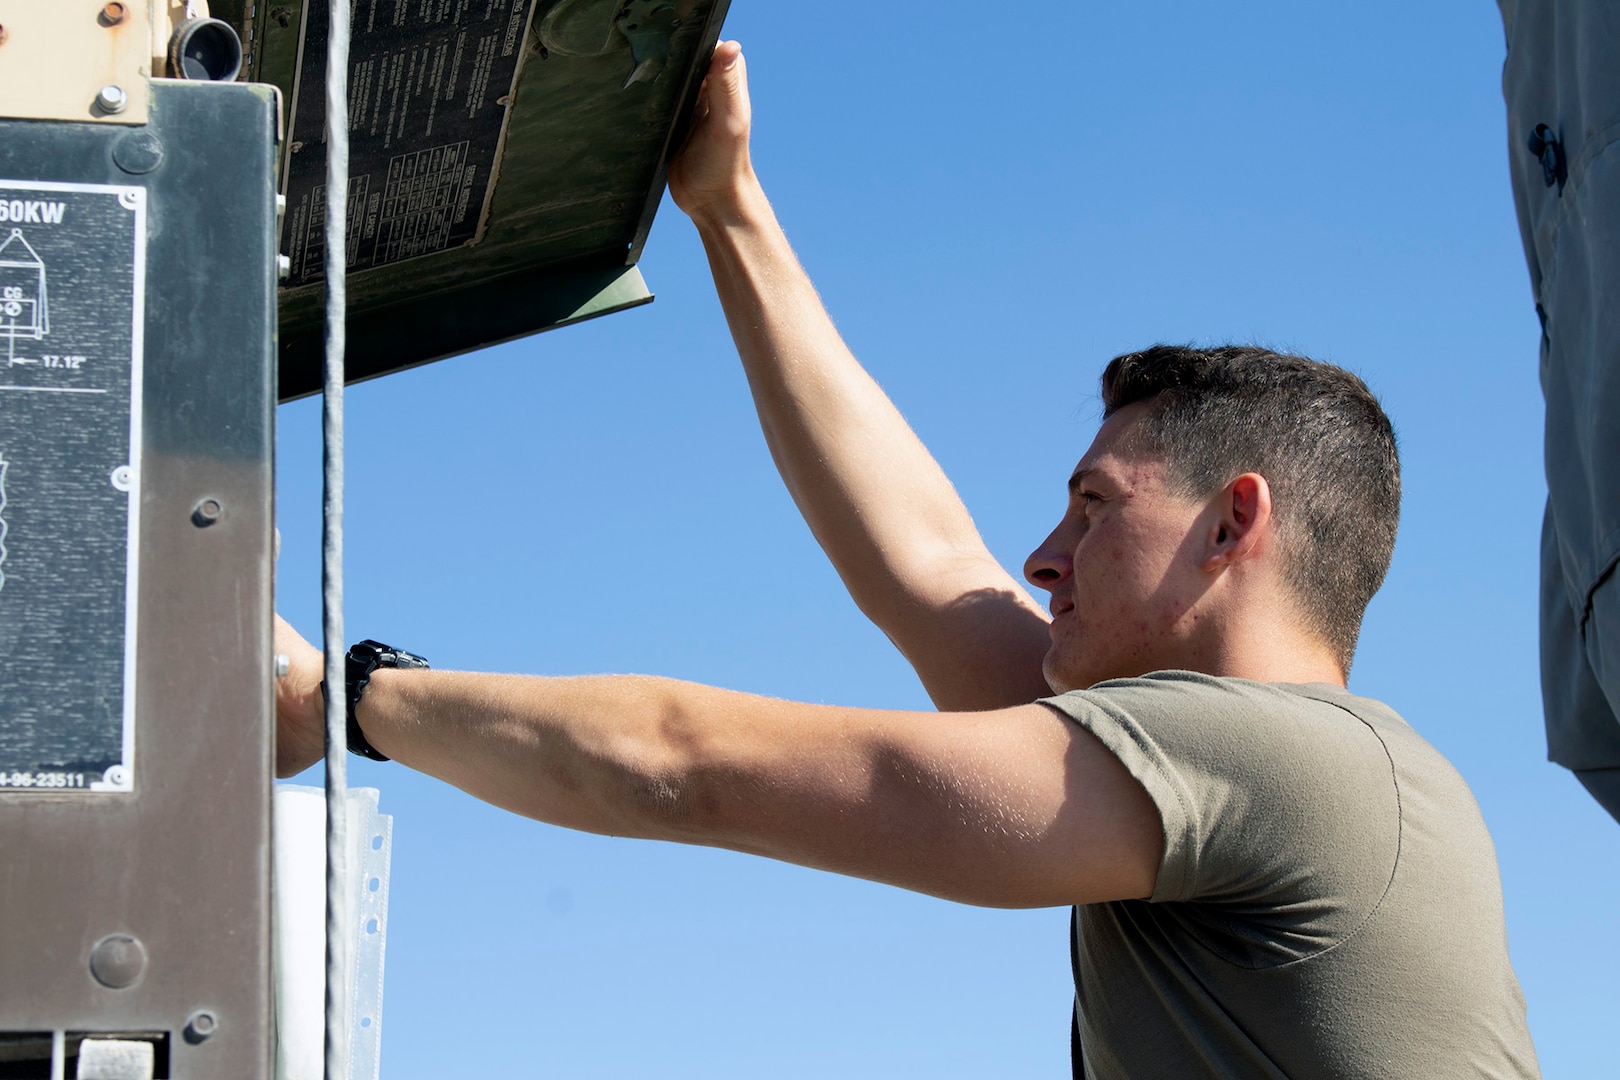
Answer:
276;43;1540;1076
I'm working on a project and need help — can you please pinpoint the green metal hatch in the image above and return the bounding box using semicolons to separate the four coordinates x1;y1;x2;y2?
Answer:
212;0;730;401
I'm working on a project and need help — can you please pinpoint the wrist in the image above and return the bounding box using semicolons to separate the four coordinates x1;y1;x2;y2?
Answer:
342;640;430;761
351;667;388;758
685;168;772;234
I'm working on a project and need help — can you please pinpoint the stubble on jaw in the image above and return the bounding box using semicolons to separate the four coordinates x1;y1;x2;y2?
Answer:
1045;465;1214;692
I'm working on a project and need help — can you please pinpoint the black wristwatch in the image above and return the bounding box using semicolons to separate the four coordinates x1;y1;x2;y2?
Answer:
339;639;430;761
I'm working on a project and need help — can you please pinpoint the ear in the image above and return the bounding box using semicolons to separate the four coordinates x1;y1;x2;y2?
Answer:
1200;472;1273;572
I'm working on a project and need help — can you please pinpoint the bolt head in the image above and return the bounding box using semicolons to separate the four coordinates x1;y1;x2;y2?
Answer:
102;3;127;25
96;84;128;114
191;497;224;527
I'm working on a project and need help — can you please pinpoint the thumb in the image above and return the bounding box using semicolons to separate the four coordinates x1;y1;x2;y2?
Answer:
706;41;750;127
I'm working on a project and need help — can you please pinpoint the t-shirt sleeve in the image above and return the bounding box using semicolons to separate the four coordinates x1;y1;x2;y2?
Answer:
1042;674;1401;949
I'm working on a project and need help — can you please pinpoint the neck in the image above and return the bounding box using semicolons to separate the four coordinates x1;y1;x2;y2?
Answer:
1205;646;1345;687
1185;616;1346;688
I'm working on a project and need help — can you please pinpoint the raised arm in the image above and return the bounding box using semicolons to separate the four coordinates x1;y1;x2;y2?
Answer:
273;620;1161;907
668;44;1052;710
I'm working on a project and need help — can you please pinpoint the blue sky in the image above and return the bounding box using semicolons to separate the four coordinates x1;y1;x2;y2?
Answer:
275;1;1619;1074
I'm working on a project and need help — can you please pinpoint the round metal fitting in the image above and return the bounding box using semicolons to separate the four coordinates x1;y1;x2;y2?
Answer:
89;934;148;989
169;18;243;82
112;129;164;175
183;1010;218;1045
96;85;128;115
191;498;224;527
101;3;128;26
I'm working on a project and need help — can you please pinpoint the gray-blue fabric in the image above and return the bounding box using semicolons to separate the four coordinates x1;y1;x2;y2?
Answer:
1499;0;1620;821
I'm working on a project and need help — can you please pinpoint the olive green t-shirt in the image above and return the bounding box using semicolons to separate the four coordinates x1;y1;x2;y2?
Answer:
1042;673;1540;1079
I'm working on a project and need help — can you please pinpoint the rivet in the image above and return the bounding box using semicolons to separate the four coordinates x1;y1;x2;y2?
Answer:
101;3;127;26
89;934;148;989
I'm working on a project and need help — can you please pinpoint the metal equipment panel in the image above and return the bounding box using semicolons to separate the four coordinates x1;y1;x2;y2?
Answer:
0;0;154;126
208;0;733;400
0;80;279;1078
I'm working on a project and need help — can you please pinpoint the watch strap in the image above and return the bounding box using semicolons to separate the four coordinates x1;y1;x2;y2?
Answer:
343;639;430;761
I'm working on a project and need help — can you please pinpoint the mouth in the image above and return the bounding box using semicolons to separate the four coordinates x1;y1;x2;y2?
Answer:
1050;599;1075;619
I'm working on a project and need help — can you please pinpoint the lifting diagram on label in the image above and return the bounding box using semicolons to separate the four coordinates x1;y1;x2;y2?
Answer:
0;229;49;366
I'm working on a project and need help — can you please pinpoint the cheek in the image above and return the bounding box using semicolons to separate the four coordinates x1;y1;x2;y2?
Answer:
1077;532;1150;601
1077;531;1183;635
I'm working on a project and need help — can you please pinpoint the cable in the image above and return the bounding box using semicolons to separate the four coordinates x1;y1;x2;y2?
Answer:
321;0;353;1075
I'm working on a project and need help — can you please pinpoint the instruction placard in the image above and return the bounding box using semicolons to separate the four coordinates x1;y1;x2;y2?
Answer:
282;0;538;287
0;180;143;793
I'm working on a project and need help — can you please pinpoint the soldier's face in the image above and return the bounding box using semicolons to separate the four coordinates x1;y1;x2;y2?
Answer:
1023;402;1212;692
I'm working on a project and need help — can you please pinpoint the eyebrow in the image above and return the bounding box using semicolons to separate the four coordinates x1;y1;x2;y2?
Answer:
1067;468;1097;495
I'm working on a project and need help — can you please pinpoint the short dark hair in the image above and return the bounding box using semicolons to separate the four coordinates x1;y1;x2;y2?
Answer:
1100;344;1400;672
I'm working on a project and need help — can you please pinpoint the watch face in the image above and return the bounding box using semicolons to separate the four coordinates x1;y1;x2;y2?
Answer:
349;641;428;671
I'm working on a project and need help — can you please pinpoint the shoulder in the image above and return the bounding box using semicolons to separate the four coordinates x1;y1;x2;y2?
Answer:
1042;671;1398;782
1043;673;1406;916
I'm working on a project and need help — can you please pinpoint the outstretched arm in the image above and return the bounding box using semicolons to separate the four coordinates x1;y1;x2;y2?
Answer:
274;619;1161;907
669;44;1053;710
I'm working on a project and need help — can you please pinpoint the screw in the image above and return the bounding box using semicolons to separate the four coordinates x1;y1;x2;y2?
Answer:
102;3;127;25
191;498;224;527
96;85;128;115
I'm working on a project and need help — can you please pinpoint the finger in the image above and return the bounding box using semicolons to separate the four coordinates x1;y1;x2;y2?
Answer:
709;38;742;75
709;41;749;126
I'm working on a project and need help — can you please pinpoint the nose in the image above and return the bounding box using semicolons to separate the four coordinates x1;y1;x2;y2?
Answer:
1024;521;1073;593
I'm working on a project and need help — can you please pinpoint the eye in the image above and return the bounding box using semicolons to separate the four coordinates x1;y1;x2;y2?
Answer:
1077;490;1102;507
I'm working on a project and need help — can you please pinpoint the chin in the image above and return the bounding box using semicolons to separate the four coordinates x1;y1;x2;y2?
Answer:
1047;648;1153;693
1041;655;1081;696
